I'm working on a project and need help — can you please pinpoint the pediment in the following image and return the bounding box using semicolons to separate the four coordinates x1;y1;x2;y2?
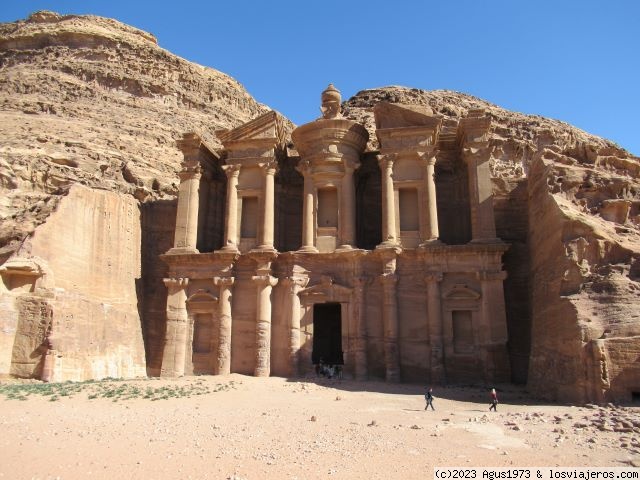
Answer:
187;289;218;303
216;111;286;147
299;276;352;301
443;284;481;300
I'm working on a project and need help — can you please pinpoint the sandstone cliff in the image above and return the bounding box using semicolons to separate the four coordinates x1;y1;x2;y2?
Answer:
0;11;272;380
344;87;640;402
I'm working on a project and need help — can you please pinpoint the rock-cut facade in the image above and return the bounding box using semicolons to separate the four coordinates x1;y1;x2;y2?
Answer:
159;85;511;384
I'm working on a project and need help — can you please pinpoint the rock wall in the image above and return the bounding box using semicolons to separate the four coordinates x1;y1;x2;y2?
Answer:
0;10;273;256
527;153;640;402
0;185;147;380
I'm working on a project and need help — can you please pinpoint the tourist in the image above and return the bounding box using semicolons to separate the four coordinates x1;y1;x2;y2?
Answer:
424;387;435;411
489;388;498;411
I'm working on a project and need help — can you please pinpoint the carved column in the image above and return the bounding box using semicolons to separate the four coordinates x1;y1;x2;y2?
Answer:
424;273;444;384
463;146;499;243
221;164;241;252
297;160;318;252
252;274;278;377
172;165;201;252
377;153;398;247
214;276;235;375
282;275;309;376
353;276;369;380
161;278;189;377
419;149;440;244
258;160;277;251
339;159;359;249
477;270;509;382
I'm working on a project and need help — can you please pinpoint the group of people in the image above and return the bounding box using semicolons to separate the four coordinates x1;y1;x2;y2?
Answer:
424;387;499;411
315;359;343;379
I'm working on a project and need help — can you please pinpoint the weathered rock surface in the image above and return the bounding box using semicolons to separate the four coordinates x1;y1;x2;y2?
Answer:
0;11;273;381
344;87;640;402
0;10;270;253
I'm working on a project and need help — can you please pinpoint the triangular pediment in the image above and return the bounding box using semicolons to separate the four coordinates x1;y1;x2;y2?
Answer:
299;276;352;301
216;111;286;147
443;284;481;300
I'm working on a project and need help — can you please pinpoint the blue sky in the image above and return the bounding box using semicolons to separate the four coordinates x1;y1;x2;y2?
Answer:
1;1;639;155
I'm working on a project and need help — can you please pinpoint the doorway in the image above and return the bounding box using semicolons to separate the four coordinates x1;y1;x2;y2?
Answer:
312;303;343;365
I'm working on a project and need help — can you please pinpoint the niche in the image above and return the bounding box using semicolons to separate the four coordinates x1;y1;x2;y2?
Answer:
318;188;338;228
452;310;474;353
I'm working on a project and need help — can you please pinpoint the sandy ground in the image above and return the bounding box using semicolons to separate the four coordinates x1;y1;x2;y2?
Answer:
1;375;638;480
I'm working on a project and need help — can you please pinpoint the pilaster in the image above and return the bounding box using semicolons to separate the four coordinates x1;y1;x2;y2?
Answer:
477;270;510;382
353;275;369;380
424;272;444;384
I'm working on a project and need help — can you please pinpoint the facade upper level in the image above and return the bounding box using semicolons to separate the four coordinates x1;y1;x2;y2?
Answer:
166;85;502;257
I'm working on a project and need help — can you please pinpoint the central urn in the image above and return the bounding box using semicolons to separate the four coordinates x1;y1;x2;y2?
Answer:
291;85;369;252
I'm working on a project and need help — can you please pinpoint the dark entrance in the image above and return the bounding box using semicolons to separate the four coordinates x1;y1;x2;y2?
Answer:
312;303;343;365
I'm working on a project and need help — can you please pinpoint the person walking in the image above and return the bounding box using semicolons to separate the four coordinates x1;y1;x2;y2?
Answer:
424;387;435;411
489;388;498;411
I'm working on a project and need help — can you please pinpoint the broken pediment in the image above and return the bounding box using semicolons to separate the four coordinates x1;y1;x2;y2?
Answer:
443;284;481;300
216;111;287;150
373;102;441;130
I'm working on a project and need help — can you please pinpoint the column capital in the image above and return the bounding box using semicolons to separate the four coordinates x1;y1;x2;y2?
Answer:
477;270;507;282
417;148;439;166
252;274;278;288
213;276;235;287
281;275;309;292
163;277;189;290
259;159;278;176
295;158;312;176
222;163;241;178
461;143;492;163
424;272;443;284
376;153;397;170
178;162;202;181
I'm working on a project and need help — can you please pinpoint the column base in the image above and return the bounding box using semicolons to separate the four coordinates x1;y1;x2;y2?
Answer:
165;247;200;255
376;241;400;250
419;238;443;248
469;237;503;244
251;245;278;254
220;244;240;253
297;245;319;253
335;243;355;252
